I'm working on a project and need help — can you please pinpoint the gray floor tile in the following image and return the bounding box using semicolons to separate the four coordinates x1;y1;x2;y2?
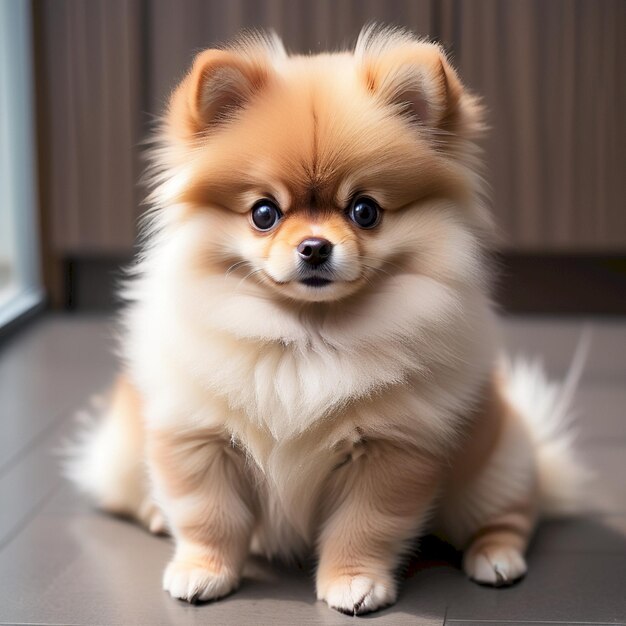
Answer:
580;445;626;514
447;622;623;625
575;383;626;445
439;551;626;622
0;408;81;549
0;433;62;549
530;515;626;554
0;485;446;626
502;316;626;383
0;315;115;475
0;314;625;626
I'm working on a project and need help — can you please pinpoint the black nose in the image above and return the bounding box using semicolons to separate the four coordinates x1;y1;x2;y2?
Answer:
297;237;333;266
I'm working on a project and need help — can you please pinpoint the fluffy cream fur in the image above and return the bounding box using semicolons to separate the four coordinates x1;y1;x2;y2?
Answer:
67;26;586;615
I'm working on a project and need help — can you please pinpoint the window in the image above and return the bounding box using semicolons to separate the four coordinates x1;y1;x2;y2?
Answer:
0;1;43;328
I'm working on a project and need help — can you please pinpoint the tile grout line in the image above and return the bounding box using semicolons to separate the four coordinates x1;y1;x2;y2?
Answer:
444;617;626;626
0;480;62;555
0;393;98;479
0;622;103;626
579;439;626;448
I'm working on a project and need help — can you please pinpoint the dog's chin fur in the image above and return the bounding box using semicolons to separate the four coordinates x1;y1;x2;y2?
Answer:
67;26;587;616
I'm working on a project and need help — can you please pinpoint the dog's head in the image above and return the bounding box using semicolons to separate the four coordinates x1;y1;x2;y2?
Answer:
150;27;490;305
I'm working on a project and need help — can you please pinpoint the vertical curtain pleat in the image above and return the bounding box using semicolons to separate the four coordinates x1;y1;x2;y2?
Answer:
441;0;626;250
37;0;142;255
34;0;626;255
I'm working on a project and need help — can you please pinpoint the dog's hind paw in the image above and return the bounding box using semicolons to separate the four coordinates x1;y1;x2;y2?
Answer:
464;543;527;586
138;498;168;535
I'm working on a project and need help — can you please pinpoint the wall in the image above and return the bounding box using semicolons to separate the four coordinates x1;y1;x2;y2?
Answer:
32;0;626;305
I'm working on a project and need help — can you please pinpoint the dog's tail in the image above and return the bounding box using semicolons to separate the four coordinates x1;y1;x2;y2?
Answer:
501;330;592;516
62;375;165;533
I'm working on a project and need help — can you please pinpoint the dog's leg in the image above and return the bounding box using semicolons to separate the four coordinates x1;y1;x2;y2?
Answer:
457;419;538;586
462;501;536;586
148;428;255;603
438;373;538;586
316;439;440;615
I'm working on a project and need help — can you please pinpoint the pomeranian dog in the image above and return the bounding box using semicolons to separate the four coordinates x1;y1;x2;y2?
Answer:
68;26;586;615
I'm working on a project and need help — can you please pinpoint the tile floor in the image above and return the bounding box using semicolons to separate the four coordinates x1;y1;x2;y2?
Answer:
0;314;624;625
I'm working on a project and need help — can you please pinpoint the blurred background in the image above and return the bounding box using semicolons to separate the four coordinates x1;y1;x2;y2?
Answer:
1;0;625;330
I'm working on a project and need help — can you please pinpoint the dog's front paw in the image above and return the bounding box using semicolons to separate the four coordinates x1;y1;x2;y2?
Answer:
163;558;239;603
317;573;397;615
463;543;527;586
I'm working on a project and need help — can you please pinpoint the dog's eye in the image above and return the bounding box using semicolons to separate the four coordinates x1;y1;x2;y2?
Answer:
251;200;282;231
349;196;381;229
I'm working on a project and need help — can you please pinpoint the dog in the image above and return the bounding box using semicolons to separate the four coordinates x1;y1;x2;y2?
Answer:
67;26;586;615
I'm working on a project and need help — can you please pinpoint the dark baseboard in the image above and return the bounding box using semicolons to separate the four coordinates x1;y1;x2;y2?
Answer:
493;254;626;315
62;254;626;315
64;256;132;312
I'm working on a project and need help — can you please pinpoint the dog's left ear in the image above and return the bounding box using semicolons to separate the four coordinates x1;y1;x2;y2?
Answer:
359;35;483;138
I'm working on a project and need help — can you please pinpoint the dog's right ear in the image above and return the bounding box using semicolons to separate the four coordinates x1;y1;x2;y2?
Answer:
168;48;272;141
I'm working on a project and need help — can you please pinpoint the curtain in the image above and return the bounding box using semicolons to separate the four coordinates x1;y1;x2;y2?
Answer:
33;0;626;257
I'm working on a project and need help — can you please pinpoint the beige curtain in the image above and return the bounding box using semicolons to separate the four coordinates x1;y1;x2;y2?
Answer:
35;0;142;255
441;0;626;251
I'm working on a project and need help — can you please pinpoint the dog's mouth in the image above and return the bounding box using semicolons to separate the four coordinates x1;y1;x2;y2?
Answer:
261;269;364;301
299;276;333;288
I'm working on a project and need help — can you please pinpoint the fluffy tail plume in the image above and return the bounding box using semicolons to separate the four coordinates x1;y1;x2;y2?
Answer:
501;329;593;516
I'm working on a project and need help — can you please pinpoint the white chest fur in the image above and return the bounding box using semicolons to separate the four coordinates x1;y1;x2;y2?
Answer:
126;268;497;442
123;264;498;548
